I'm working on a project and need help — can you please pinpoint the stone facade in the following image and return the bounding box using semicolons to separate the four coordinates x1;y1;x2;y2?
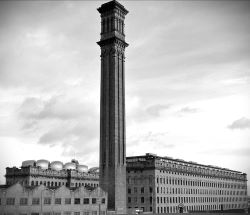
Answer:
5;160;99;189
97;1;128;213
0;183;107;215
126;153;248;213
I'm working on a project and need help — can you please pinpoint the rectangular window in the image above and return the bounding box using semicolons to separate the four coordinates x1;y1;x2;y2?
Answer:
55;198;61;205
84;212;89;215
141;197;144;203
128;197;131;203
141;187;144;193
92;198;97;204
32;198;40;205
149;187;153;193
92;212;97;215
31;213;39;215
63;212;71;215
44;197;51;205
65;198;71;204
84;198;89;204
74;198;80;204
7;198;15;205
74;213;80;215
101;198;105;204
54;213;61;215
134;187;137;193
20;198;28;205
128;188;131;194
43;213;52;215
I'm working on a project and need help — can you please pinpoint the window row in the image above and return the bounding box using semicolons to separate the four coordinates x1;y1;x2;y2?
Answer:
1;197;105;206
156;203;247;214
156;176;246;189
0;211;106;215
156;196;247;205
128;186;152;194
30;181;98;188
156;186;246;196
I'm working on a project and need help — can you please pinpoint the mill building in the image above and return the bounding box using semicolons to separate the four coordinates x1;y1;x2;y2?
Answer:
5;159;99;189
126;153;248;213
2;154;248;214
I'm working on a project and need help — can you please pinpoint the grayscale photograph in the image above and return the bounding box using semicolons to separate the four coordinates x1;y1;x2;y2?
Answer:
0;0;249;214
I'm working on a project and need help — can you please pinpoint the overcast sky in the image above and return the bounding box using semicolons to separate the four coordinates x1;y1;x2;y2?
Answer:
0;0;249;191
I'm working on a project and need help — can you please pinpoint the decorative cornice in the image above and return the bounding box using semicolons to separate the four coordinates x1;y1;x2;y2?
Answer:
97;36;128;48
97;0;129;15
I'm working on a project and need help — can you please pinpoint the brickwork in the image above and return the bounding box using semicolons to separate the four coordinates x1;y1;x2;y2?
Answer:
97;1;129;213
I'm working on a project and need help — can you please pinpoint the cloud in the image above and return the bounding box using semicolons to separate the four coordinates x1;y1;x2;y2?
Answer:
175;106;199;117
146;104;171;117
228;117;250;130
18;95;99;151
179;107;199;114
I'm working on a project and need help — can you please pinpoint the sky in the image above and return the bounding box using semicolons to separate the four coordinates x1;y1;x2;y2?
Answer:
0;0;249;192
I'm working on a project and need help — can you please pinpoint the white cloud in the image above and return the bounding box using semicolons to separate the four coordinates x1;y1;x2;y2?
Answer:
228;117;250;130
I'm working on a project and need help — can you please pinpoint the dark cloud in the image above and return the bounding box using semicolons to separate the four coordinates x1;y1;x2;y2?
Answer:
228;117;250;130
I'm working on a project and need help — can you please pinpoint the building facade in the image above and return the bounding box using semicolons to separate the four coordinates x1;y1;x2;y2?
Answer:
0;183;107;215
126;153;248;213
97;0;128;213
5;159;99;189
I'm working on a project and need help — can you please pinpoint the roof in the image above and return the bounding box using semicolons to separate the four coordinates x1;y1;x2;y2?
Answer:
127;153;245;175
97;0;128;15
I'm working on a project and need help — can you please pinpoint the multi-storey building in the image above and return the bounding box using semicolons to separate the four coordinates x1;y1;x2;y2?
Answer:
126;153;248;213
3;154;248;214
0;183;107;215
5;159;99;189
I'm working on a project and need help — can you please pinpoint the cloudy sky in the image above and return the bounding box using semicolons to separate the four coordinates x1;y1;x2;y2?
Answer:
0;0;249;191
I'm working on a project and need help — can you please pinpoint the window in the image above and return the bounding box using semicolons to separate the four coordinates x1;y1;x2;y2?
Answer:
84;198;89;204
84;212;90;215
74;198;80;204
65;198;71;204
149;187;153;193
44;197;51;205
54;213;61;215
134;187;137;193
63;212;71;215
128;197;131;203
92;212;97;215
128;188;131;194
31;213;39;215
55;198;61;204
20;198;28;205
74;213;80;215
32;198;40;205
43;213;51;215
141;187;144;193
7;198;15;205
101;198;105;204
141;197;144;203
92;198;97;204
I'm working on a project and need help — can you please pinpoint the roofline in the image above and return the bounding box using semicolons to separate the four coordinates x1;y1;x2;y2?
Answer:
126;154;246;175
